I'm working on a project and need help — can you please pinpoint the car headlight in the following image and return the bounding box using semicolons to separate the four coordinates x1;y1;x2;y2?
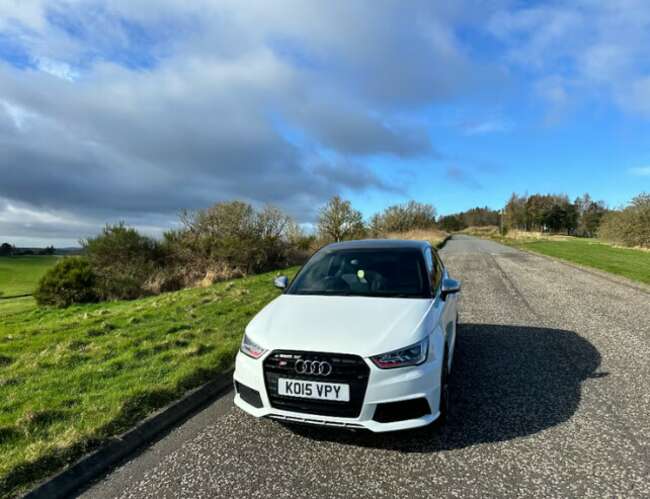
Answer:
370;338;429;369
240;333;267;359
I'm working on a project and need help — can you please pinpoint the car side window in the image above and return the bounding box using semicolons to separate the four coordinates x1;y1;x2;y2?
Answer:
433;250;444;293
434;252;445;277
424;248;434;274
425;248;442;294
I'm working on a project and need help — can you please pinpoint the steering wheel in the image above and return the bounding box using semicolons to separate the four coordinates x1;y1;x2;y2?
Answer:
323;275;350;292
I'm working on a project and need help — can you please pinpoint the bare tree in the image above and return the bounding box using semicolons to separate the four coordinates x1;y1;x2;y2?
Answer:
317;196;365;242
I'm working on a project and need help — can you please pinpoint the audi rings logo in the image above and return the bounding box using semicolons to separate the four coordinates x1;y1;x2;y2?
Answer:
295;359;333;376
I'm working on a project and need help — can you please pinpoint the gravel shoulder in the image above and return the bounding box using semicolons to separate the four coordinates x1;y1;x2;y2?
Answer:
80;235;650;499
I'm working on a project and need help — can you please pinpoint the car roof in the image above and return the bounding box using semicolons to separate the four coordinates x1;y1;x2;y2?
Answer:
322;239;431;252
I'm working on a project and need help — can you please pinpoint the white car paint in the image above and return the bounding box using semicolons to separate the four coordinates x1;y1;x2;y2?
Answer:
233;240;460;432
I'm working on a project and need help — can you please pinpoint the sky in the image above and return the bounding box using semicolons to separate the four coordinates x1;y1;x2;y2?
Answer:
0;0;649;247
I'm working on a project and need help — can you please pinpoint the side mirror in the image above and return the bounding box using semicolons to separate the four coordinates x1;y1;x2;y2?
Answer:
274;275;289;290
441;278;461;300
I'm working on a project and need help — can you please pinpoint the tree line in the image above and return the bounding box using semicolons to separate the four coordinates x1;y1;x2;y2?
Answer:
502;193;607;237
0;243;56;256
439;191;649;249
35;196;439;307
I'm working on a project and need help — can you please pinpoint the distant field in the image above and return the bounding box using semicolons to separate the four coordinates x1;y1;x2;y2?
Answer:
0;256;58;298
0;267;297;497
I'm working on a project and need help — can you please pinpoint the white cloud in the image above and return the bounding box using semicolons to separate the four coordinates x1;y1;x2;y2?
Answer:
628;167;650;177
36;57;79;81
462;119;512;136
488;0;650;118
0;1;503;244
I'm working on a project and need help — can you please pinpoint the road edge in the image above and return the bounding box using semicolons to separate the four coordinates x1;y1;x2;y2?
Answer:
437;235;451;249
23;369;234;499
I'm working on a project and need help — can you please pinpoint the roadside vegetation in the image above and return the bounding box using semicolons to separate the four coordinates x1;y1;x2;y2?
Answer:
515;239;650;285
447;192;650;285
460;227;650;286
26;197;444;308
0;268;297;497
441;192;650;251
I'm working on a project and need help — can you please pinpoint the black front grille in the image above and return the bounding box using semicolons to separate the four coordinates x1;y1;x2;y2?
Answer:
264;351;370;418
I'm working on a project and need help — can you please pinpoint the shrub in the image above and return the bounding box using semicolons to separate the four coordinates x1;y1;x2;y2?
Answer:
370;201;437;235
83;223;164;300
34;257;99;307
599;194;650;248
163;202;301;288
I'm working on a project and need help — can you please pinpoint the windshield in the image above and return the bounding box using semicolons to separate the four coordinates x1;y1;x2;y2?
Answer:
287;248;430;298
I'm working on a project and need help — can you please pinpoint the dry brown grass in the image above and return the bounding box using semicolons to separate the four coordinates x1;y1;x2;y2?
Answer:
504;230;573;241
384;228;449;247
461;225;500;237
461;226;576;242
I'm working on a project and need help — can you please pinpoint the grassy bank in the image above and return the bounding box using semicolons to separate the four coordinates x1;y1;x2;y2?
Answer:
0;267;296;498
463;228;650;286
0;257;58;298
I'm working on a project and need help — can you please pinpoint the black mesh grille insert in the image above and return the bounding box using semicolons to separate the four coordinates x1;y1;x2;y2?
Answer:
263;351;370;418
236;381;263;408
373;397;431;423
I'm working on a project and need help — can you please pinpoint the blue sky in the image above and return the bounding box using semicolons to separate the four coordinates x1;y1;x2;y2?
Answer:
0;1;649;246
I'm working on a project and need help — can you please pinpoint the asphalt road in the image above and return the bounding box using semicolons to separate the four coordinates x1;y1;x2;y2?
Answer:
80;235;650;498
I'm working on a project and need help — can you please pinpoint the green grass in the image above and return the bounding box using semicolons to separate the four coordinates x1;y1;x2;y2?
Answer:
0;267;297;498
0;257;59;298
500;237;650;285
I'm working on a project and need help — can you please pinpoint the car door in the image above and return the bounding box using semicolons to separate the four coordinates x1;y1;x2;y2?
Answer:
434;250;457;366
424;248;451;359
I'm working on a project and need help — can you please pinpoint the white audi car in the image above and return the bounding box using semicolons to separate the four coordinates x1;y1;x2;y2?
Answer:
233;239;460;432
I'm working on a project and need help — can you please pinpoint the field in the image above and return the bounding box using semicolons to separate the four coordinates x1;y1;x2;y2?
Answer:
0;257;58;298
462;228;650;286
0;267;296;497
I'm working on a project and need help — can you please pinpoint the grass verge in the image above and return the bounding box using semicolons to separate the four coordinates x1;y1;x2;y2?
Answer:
0;267;296;498
476;233;650;286
0;257;58;298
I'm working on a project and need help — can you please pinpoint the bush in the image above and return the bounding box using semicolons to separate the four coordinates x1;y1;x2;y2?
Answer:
599;193;650;248
163;202;301;288
34;257;99;307
83;223;164;300
370;201;437;235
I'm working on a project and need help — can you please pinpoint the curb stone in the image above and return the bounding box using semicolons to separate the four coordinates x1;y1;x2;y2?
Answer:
23;369;234;499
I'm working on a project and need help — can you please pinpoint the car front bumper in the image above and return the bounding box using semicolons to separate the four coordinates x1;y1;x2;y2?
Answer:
233;350;443;433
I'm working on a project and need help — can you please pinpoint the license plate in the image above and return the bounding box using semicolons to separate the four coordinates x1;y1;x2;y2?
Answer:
277;378;350;402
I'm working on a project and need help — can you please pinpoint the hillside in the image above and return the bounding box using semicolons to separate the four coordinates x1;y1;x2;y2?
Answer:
0;267;296;497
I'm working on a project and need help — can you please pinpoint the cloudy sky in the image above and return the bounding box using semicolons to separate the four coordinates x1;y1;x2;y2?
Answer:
1;0;649;246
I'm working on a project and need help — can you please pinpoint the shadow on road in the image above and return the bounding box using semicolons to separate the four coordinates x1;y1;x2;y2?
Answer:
286;323;604;452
